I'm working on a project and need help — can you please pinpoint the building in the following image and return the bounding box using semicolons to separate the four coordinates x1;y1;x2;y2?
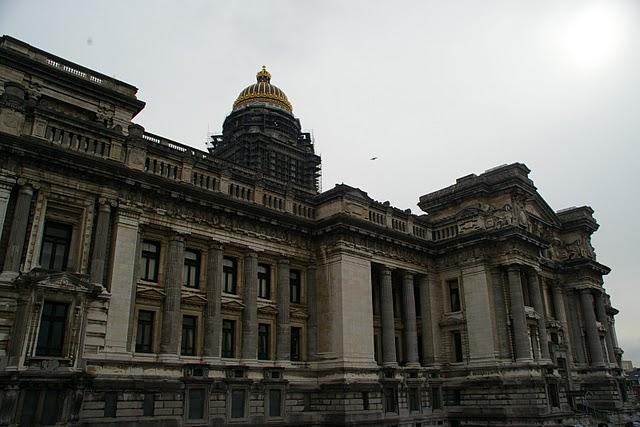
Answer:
0;35;636;426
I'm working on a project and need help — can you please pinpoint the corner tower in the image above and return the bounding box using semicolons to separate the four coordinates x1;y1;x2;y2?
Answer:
208;67;321;193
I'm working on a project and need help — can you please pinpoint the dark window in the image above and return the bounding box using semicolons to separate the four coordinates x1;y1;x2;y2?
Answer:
417;334;423;364
452;331;463;363
19;390;38;426
181;315;197;356
141;241;160;282
374;334;380;365
409;388;420;412
222;319;235;358
223;257;237;294
231;389;245;418
183;249;201;288
258;264;271;299
135;310;154;353
104;392;117;417
268;389;282;417
452;389;462;405
290;270;301;303
258;323;270;360
188;388;205;420
41;389;63;425
362;392;369;410
414;283;421;317
448;279;461;312
143;393;155;417
548;383;560;408
431;387;442;410
384;387;397;413
291;326;301;361
40;221;72;272
36;301;68;356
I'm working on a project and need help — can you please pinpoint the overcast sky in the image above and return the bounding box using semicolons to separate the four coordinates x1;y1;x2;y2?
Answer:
2;0;639;363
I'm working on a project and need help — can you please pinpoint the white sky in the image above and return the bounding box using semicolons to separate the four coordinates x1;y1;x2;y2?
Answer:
2;0;639;364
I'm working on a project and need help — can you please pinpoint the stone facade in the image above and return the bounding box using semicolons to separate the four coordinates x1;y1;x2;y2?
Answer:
0;35;636;426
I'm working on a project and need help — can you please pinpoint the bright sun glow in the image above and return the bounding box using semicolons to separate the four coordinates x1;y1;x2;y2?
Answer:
560;2;628;70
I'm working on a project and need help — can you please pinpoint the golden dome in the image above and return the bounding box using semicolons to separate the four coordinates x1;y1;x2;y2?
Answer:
233;66;293;113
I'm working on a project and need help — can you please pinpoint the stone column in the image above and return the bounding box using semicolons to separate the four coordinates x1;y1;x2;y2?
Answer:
567;291;587;364
402;271;420;367
203;242;223;359
89;200;112;284
103;208;140;355
276;258;291;361
552;285;575;366
418;275;434;365
241;251;258;360
0;176;16;244
6;294;31;367
0;184;33;279
595;292;616;365
159;233;185;358
306;265;318;360
580;289;605;366
527;272;550;361
380;266;397;366
507;266;531;362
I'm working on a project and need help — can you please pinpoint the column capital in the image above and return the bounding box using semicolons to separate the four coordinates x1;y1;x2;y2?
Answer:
402;271;414;281
16;183;33;197
245;251;258;260
380;266;392;276
277;258;290;266
208;240;223;251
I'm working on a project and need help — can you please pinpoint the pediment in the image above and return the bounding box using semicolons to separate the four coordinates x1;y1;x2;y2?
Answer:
181;292;208;306
258;304;279;315
16;269;104;295
222;300;245;311
136;285;166;300
290;307;308;320
523;195;561;227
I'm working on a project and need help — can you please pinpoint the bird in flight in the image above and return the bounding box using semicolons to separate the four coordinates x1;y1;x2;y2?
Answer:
370;156;378;160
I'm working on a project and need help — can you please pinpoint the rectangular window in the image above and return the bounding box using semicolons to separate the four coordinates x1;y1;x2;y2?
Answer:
40;221;72;272
187;388;205;420
258;323;270;360
36;301;68;356
409;388;420;412
291;326;301;361
448;279;461;312
231;389;245;418
222;319;235;358
268;389;282;417
548;383;560;408
143;393;155;417
19;390;38;426
431;387;442;410
141;240;160;282
183;249;201;288
181;315;197;356
41;389;63;425
223;257;237;294
258;264;271;299
290;270;301;303
452;331;463;363
384;387;397;413
135;310;154;353
104;392;117;417
414;283;421;317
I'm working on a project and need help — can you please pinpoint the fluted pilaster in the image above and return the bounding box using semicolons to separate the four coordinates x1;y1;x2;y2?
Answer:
402;271;419;366
242;252;258;360
507;266;531;362
380;266;396;366
1;184;33;278
203;242;223;358
89;200;112;284
276;258;291;361
160;233;185;356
